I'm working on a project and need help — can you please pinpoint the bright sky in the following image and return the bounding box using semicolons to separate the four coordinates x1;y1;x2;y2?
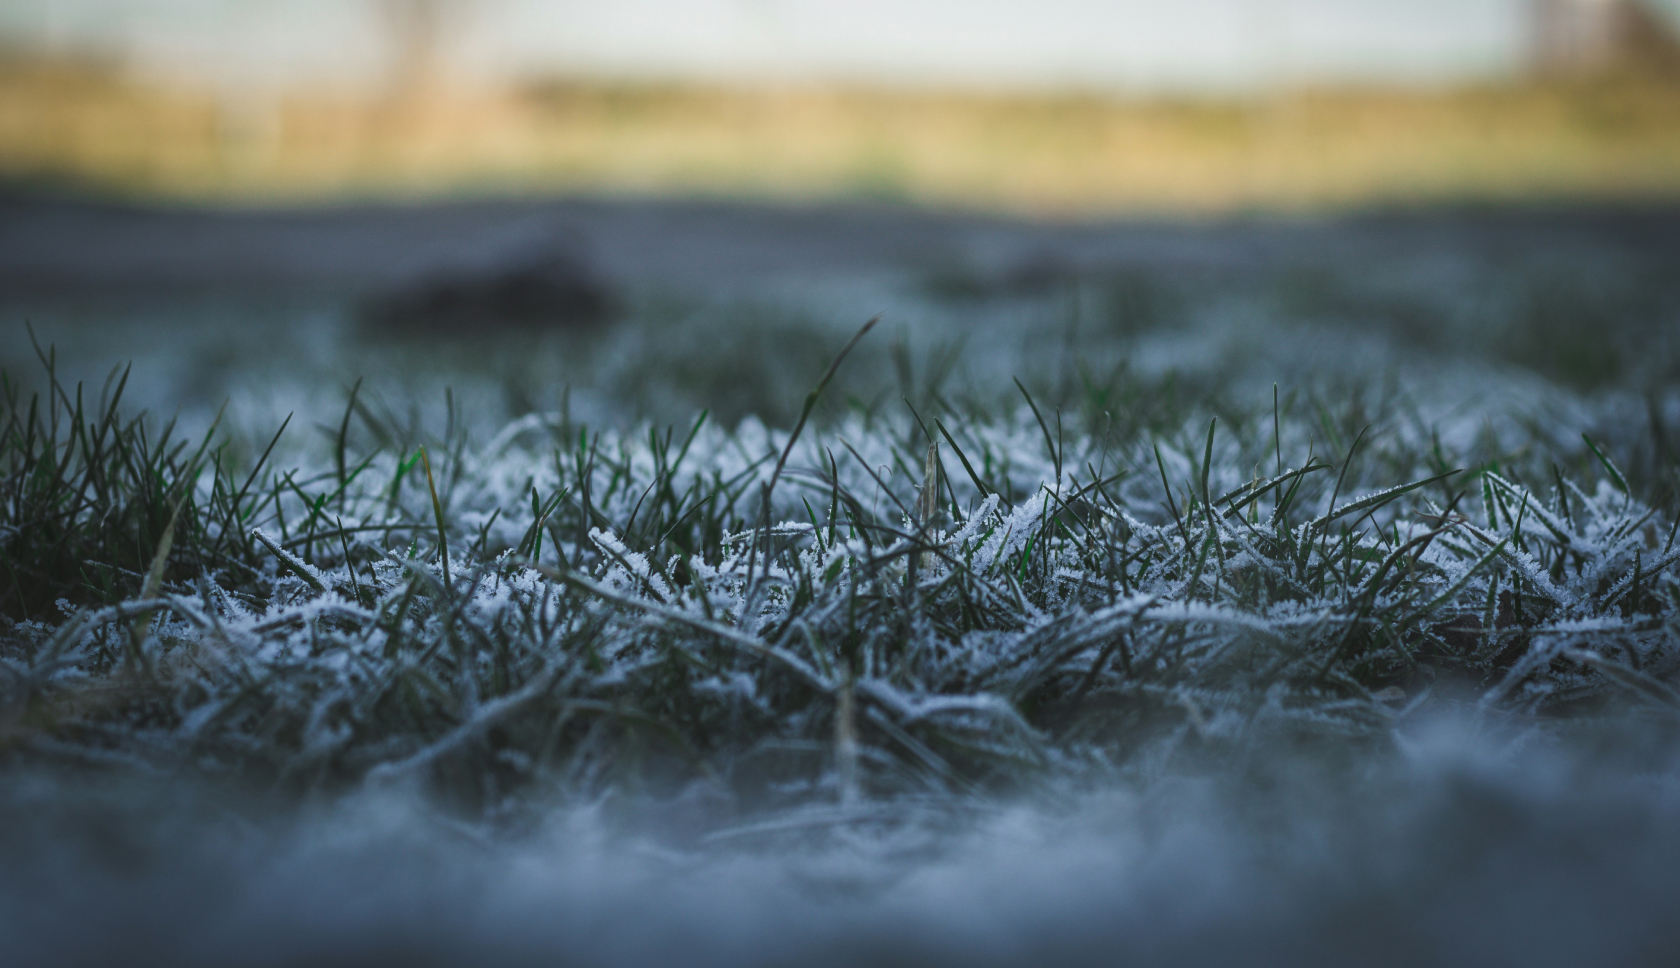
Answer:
2;0;1667;91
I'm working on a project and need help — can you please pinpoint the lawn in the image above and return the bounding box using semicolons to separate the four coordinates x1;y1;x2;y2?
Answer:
2;199;1678;966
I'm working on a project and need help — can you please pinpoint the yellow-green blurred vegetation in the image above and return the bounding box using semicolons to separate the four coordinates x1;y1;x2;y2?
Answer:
5;48;1680;213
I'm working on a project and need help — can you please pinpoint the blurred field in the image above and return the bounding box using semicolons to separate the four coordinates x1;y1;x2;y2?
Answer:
6;49;1680;212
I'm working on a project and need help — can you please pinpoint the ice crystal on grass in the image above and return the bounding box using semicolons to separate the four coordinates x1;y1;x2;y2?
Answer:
1;351;1677;821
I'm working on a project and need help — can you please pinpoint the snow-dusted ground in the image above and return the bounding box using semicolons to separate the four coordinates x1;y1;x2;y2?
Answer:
8;722;1680;968
5;195;1677;432
3;196;1679;966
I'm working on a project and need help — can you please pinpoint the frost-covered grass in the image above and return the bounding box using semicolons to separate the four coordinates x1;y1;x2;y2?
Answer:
4;282;1680;966
4;318;1677;822
8;202;1680;964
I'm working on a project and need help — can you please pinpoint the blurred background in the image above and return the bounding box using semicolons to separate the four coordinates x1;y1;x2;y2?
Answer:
1;1;1678;460
3;0;1680;208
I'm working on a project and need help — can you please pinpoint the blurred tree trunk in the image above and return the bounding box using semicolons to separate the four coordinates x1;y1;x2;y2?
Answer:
1529;0;1680;78
381;0;452;103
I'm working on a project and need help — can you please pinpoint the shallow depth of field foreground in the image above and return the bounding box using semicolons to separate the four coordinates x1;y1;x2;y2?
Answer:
3;201;1680;966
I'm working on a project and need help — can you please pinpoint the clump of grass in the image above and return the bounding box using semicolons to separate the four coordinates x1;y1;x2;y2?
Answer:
0;341;270;623
1;334;1676;820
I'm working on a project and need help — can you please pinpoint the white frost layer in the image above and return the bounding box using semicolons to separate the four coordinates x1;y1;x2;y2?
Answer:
4;716;1680;968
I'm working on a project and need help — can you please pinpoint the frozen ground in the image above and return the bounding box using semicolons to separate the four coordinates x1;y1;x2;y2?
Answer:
4;193;1678;429
2;194;1680;966
9;722;1680;968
